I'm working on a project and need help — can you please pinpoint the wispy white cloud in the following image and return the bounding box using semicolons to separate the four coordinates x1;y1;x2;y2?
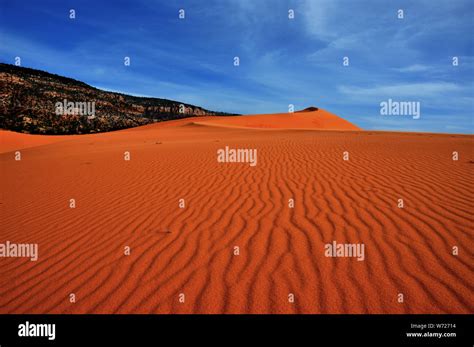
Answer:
300;0;340;41
339;82;463;98
394;64;430;72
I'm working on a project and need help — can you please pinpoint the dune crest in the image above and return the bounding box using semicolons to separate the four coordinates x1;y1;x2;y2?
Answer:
0;130;75;154
195;108;361;131
296;106;319;112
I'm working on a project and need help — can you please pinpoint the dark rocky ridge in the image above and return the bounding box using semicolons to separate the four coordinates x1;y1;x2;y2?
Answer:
0;63;237;134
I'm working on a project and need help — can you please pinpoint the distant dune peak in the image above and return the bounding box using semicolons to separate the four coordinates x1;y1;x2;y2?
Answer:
298;106;319;112
194;108;361;131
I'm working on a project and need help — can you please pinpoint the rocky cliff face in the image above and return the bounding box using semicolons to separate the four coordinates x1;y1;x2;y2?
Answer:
0;63;236;134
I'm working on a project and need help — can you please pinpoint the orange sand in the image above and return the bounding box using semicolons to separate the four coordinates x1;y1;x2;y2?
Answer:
0;110;473;314
0;130;75;154
195;108;360;130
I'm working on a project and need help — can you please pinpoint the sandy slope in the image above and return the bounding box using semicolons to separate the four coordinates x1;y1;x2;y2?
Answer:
0;113;473;314
194;108;361;130
0;130;74;154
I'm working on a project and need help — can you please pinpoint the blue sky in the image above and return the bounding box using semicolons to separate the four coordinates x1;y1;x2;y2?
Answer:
0;0;473;133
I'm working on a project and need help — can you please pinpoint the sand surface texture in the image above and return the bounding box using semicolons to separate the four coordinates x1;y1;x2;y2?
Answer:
1;110;473;313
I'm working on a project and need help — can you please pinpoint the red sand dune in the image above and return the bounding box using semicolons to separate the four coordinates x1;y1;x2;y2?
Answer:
0;113;473;314
0;130;74;154
194;108;361;130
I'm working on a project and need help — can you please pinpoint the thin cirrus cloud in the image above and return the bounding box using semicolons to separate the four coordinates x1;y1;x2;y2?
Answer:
338;82;463;99
394;64;431;73
0;0;472;133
